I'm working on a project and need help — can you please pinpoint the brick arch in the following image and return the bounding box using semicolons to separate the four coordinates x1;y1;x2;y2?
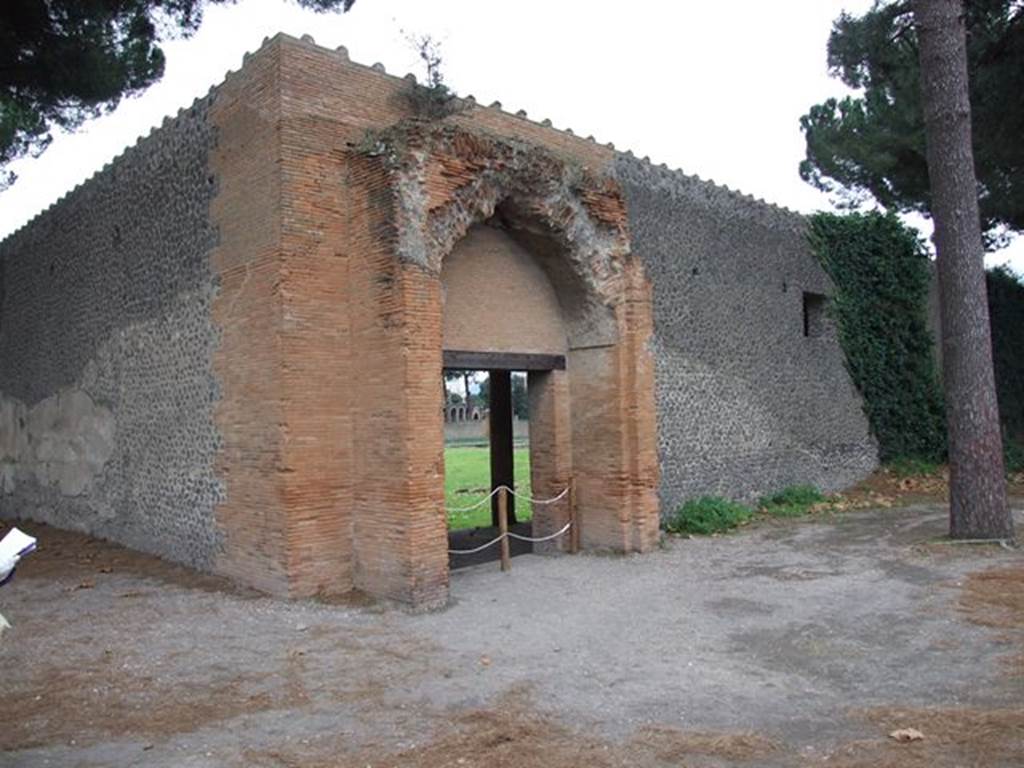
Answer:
344;122;660;608
391;125;632;349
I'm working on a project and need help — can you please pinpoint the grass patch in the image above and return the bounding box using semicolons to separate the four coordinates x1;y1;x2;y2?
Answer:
758;485;827;518
665;497;754;536
666;485;835;537
445;446;532;529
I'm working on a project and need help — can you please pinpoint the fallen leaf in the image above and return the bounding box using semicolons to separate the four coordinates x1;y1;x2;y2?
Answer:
479;655;492;667
75;580;95;590
889;728;925;742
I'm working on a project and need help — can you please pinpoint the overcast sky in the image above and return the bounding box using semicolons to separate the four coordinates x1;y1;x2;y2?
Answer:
1;0;1020;272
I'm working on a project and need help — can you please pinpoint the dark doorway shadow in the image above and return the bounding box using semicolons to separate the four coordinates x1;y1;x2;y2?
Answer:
447;523;534;570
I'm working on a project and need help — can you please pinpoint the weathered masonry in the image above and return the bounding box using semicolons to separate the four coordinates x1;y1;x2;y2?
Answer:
0;34;876;606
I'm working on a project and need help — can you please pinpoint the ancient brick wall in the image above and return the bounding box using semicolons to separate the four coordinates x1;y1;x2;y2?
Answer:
207;42;294;594
0;32;878;604
615;157;878;512
0;40;298;594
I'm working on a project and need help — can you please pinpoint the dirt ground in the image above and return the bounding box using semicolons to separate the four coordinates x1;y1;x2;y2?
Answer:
2;487;1023;767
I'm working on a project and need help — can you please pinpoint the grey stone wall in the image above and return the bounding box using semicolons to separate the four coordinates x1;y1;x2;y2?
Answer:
0;98;225;569
614;156;877;512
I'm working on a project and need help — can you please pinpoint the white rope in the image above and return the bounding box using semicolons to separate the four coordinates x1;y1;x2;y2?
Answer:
448;520;574;554
505;486;570;505
447;485;569;513
446;485;573;554
506;520;573;543
448;532;508;555
446;486;504;514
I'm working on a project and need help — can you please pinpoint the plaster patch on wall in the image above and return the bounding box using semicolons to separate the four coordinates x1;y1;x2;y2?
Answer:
0;94;225;571
0;389;115;497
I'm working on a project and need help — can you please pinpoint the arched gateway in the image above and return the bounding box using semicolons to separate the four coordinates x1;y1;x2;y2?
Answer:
346;124;660;606
0;35;877;609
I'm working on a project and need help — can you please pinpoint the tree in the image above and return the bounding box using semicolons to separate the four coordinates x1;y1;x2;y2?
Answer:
444;370;477;412
511;373;528;420
914;0;1013;539
800;0;1024;248
477;372;528;419
0;0;356;188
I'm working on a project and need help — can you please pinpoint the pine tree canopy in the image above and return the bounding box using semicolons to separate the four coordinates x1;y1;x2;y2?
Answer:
0;0;356;188
800;0;1024;248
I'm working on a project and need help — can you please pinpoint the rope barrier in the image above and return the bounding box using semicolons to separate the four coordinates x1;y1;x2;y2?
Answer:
448;520;573;554
447;485;573;555
506;486;570;506
446;485;569;514
447;532;510;555
446;486;504;514
507;520;573;543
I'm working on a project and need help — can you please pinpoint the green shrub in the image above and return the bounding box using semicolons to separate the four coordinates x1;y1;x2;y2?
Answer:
665;497;754;535
988;267;1024;444
1005;439;1024;474
886;456;942;478
759;485;826;518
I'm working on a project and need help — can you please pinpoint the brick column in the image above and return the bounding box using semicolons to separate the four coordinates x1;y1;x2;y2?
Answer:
527;369;574;553
347;156;449;608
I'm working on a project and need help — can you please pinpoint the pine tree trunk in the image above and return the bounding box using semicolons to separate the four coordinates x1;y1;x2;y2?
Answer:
913;0;1013;539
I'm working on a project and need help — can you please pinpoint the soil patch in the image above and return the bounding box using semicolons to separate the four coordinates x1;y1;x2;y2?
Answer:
817;706;1024;767
960;564;1024;630
8;520;252;595
245;700;784;768
0;653;291;751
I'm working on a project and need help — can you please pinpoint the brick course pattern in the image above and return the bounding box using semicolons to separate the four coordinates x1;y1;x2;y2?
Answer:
0;33;876;606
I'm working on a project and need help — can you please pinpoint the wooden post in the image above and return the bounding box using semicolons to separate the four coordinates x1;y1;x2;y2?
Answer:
569;476;580;554
498;486;511;572
489;369;516;526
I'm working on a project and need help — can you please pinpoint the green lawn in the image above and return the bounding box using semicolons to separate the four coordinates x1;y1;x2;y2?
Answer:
445;446;532;529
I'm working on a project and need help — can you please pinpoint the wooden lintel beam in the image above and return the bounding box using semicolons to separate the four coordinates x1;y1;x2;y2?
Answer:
442;350;566;372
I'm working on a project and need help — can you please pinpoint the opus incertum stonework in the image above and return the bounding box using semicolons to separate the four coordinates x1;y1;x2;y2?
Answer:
0;34;876;607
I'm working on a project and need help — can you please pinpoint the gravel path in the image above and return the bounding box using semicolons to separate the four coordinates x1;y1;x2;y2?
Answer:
2;502;1022;767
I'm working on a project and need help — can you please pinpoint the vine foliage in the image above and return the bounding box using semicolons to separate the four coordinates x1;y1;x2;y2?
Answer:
988;265;1024;444
809;212;946;462
810;212;1024;465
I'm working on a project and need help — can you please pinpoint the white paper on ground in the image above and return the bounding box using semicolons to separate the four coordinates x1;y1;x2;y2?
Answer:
0;527;37;562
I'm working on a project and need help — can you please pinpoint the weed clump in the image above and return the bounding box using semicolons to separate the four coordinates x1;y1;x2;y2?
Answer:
403;33;465;120
758;485;826;518
665;497;754;535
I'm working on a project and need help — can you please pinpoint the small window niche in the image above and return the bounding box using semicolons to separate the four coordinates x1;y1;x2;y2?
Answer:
802;291;826;338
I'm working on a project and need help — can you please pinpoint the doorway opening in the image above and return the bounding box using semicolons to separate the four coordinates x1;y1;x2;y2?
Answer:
443;351;568;569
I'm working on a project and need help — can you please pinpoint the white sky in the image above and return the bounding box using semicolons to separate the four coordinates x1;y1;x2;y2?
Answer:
1;0;1020;272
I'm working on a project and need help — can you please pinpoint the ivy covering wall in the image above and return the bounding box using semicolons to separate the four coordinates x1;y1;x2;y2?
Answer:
810;211;1024;464
809;212;946;462
988;266;1024;442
